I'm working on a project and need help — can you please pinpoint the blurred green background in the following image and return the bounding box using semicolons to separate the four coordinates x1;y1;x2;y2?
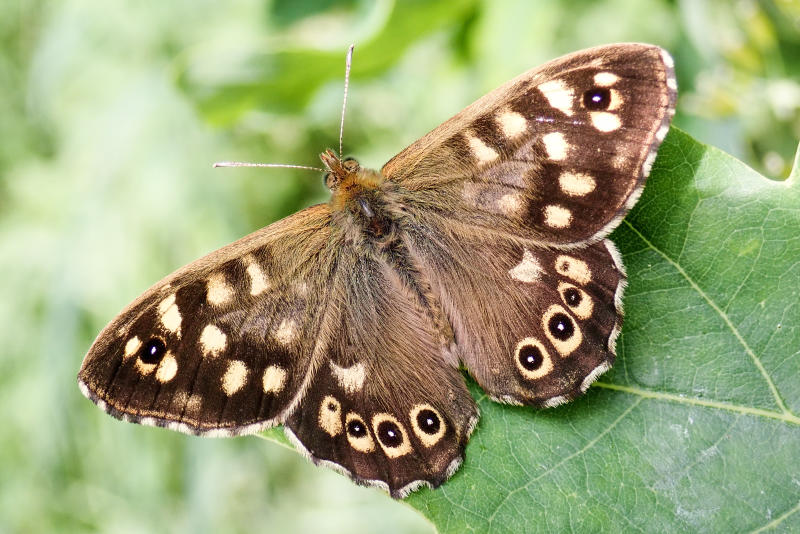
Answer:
1;1;798;532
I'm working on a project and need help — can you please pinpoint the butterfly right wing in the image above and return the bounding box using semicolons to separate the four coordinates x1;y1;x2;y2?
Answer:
382;43;676;246
78;204;337;436
398;212;625;407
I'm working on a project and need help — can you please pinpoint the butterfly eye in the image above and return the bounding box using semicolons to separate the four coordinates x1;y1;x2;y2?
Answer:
138;338;166;364
342;157;360;172
548;312;575;341
582;87;611;111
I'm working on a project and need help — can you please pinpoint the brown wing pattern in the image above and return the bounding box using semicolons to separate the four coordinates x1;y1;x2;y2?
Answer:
284;248;478;497
382;43;676;246
78;205;337;435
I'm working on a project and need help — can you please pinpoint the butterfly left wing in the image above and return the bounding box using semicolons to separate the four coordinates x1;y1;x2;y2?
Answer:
382;43;676;246
78;205;337;435
283;246;478;498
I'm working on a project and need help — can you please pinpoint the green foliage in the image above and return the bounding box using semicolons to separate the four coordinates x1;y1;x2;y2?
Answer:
402;127;800;532
2;1;799;533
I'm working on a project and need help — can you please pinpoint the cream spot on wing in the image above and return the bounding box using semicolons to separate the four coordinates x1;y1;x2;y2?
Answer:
186;393;203;413
467;134;498;163
135;359;156;376
274;318;298;345
409;404;446;448
544;205;572;228
514;337;554;380
538;79;574;116
559;171;596;196
555;255;592;285
262;365;287;394
345;412;375;453
656;124;669;141
124;336;141;359
155;353;178;383
158;294;182;335
590;111;621;132
221;360;248;396
206;273;234;306
498;192;523;215
594;71;619;86
319;396;342;437
509;249;542;283
245;260;269;296
330;362;366;393
542;304;583;356
608;89;623;111
199;324;227;356
542;132;568;160
559;281;594;320
372;413;412;458
613;152;629;170
497;110;527;138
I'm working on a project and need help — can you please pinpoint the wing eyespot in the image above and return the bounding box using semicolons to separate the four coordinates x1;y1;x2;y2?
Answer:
582;87;611;111
514;337;554;380
372;413;412;458
410;404;446;447
346;412;375;453
139;338;167;365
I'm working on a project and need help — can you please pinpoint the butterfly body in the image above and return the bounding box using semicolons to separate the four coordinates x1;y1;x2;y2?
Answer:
79;43;676;498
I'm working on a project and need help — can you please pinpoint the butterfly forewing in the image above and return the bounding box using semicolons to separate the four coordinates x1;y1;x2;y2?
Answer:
382;43;676;245
78;205;337;435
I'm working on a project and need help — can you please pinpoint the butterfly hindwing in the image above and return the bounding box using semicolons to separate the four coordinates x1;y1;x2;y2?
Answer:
284;246;478;497
78;205;337;435
399;211;625;406
382;43;676;245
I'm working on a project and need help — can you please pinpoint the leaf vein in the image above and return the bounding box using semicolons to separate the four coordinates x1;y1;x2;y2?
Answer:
623;219;793;417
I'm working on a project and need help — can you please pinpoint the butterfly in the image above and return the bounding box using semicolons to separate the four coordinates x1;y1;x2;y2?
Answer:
78;43;677;498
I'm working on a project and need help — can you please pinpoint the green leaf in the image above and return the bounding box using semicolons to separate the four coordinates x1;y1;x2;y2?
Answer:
261;128;800;532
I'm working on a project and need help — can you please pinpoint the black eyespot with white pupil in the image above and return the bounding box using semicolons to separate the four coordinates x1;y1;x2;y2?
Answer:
347;419;367;438
416;409;441;435
564;287;582;307
548;313;575;341
518;344;544;371
377;420;404;448
583;87;611;110
139;338;166;364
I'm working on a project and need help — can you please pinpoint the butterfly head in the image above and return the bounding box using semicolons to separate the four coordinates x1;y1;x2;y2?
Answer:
321;149;360;190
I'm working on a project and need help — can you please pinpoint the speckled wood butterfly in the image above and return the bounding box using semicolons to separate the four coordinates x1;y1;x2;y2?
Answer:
78;43;677;498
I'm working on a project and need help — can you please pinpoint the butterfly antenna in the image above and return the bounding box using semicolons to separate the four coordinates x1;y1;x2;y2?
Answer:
212;162;325;172
339;44;355;159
